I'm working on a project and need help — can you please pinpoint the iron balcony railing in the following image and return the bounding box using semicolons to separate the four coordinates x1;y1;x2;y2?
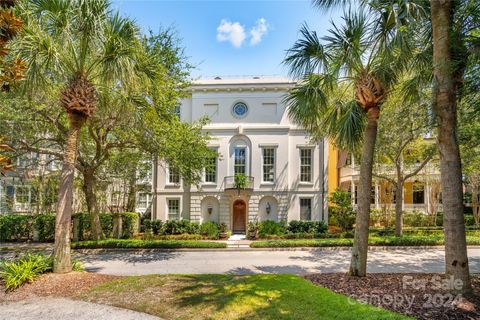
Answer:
224;176;254;190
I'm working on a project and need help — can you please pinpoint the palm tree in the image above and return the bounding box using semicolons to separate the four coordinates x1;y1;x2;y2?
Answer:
15;0;143;272
284;8;412;276
429;0;478;293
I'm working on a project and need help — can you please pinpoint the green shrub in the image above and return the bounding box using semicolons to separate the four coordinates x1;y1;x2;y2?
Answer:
199;221;220;239
403;210;430;227
0;253;83;291
287;220;327;234
72;239;227;249
119;212;139;239
0;215;33;241
151;220;162;235
34;214;55;242
328;189;356;232
162;220;197;235
258;220;286;237
0;253;52;291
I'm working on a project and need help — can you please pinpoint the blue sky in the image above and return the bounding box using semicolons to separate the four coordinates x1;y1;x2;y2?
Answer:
112;1;343;78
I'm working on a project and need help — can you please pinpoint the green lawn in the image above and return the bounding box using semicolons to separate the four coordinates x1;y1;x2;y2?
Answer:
71;239;227;249
79;274;411;320
251;234;480;248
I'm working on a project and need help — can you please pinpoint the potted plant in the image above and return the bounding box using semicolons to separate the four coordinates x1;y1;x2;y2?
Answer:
219;222;228;239
247;220;259;240
234;173;248;189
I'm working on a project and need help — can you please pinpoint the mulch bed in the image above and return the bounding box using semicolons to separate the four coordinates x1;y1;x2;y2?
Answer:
305;273;480;320
0;272;120;302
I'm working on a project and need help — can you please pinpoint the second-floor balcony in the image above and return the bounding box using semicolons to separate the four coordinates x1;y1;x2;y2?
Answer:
224;175;254;195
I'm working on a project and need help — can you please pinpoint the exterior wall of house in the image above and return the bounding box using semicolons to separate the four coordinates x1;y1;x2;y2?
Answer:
152;77;329;230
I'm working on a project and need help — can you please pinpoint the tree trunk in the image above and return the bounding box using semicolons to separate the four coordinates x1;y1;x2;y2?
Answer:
126;168;137;212
54;113;85;273
431;0;471;293
394;180;404;236
349;107;379;276
82;168;103;240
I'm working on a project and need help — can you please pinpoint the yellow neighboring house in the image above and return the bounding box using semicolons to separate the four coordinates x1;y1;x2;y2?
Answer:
327;144;442;214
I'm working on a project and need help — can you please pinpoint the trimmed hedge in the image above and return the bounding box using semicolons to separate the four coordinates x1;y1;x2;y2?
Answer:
72;212;139;240
251;234;480;248
34;214;56;242
0;214;55;241
71;239;227;249
0;215;32;241
141;219;221;240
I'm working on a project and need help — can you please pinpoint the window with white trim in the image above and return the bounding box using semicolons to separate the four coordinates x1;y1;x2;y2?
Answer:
262;148;275;183
168;165;180;184
167;199;180;220
300;198;312;220
234;147;246;175
138;193;149;208
204;153;217;183
300;148;313;182
15;186;30;204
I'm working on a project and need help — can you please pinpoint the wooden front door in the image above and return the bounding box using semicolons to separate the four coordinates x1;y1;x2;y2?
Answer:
232;200;246;233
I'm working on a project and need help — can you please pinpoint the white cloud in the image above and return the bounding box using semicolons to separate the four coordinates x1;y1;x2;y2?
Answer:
249;18;269;46
216;19;246;48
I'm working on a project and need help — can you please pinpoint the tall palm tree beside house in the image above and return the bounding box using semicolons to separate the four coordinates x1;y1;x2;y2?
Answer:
14;0;144;273
284;8;413;276
428;0;479;293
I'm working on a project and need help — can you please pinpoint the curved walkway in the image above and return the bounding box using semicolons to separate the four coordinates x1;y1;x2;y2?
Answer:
0;297;161;320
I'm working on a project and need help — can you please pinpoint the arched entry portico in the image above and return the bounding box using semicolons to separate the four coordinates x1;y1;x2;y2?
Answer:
232;199;247;233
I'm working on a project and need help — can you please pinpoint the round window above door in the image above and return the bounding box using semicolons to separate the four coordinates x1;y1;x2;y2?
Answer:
232;102;248;118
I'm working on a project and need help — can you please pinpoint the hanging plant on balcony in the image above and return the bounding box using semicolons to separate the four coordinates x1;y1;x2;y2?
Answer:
234;173;248;189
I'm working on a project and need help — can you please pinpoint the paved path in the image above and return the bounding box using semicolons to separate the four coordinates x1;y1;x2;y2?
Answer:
0;297;160;320
79;247;480;275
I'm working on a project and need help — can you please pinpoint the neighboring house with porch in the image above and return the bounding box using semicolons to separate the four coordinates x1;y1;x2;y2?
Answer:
327;149;442;215
151;76;329;233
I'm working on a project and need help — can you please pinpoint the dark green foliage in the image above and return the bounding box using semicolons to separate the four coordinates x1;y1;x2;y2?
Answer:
73;212;139;240
0;215;32;241
119;212;139;239
34;214;55;242
72;239;227;249
198;221;220;239
328;189;356;232
0;253;83;291
151;220;162;235
287;220;327;234
258;220;287;238
162;220;198;235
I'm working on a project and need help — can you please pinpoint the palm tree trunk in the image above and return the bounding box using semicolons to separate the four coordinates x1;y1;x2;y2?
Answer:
431;0;471;293
82;168;103;240
54;113;85;273
350;107;379;276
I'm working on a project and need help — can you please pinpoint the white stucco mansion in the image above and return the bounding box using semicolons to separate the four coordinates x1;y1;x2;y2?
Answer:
152;77;329;233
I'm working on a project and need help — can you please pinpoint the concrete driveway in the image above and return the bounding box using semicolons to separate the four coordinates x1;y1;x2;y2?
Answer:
78;247;480;275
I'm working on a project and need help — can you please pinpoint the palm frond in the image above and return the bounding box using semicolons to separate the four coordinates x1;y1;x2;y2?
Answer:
284;24;327;78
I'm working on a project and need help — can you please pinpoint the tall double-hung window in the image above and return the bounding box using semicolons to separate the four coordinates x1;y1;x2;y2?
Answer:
204;152;217;183
234;147;246;175
168;165;180;184
262;148;275;183
300;148;313;182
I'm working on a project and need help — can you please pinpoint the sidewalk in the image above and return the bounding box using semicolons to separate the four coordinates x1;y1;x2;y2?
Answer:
0;297;161;320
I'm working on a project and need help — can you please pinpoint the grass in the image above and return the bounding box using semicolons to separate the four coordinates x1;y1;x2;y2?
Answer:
71;239;227;249
79;274;411;320
251;234;480;248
